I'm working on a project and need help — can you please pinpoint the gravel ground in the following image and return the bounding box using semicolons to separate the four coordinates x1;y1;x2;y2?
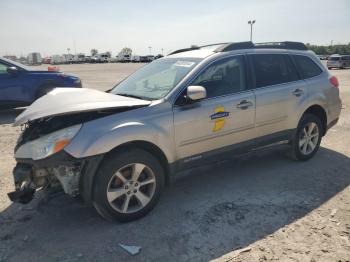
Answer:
0;63;349;262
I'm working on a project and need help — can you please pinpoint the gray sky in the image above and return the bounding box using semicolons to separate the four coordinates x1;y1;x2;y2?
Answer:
1;0;349;57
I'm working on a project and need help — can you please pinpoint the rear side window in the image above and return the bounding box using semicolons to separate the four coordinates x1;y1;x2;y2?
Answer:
329;56;341;61
293;55;322;79
250;54;299;88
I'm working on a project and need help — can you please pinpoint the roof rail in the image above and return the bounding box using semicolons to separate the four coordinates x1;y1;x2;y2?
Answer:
168;41;308;55
214;41;255;52
168;47;200;55
168;43;230;55
254;41;308;50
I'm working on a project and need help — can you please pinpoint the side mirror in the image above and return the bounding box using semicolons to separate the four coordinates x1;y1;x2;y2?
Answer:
7;66;18;75
186;85;207;102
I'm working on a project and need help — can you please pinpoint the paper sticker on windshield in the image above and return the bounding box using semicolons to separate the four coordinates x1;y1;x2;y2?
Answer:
174;61;195;67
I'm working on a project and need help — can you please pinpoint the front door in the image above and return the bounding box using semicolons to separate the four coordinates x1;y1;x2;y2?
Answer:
173;55;256;164
0;62;28;106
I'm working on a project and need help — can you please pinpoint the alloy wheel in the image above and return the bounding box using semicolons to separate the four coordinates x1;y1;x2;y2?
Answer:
299;122;320;155
106;163;156;214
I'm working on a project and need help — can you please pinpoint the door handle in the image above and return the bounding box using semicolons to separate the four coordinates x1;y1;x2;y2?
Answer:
236;100;253;110
292;89;304;97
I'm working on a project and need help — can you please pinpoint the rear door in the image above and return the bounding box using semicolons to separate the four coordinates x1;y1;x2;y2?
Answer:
173;55;256;163
248;53;305;138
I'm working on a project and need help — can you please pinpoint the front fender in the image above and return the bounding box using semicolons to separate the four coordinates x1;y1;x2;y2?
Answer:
65;119;175;164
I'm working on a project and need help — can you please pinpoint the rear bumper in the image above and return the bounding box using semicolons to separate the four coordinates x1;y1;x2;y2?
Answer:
327;117;339;132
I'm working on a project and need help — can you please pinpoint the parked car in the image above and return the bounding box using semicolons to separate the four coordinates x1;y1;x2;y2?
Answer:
92;53;110;63
0;56;82;109
85;56;93;63
51;55;65;65
9;41;341;222
327;54;350;69
317;55;328;60
74;53;86;64
62;54;74;64
116;54;131;63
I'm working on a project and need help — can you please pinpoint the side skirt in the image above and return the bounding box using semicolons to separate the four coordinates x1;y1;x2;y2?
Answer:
170;129;295;174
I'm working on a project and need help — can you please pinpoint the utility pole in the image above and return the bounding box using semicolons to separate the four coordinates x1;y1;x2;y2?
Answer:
161;48;164;55
148;46;152;55
248;20;256;42
67;48;70;54
331;40;334;46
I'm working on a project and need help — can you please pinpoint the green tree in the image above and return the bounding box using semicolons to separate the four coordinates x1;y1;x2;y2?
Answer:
119;47;132;55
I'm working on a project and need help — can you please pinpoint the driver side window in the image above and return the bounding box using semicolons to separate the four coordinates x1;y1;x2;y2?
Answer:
0;62;8;74
191;55;246;99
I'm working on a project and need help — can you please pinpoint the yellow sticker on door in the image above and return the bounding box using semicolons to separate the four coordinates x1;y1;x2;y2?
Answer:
210;106;230;132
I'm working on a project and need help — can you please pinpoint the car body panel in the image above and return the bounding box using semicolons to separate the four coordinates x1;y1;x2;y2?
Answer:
173;91;256;160
65;101;176;163
14;88;151;126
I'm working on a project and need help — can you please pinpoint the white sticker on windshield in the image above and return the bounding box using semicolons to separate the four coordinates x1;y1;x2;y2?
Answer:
174;61;195;67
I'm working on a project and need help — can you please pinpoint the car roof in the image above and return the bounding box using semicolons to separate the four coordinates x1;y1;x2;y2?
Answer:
167;41;309;59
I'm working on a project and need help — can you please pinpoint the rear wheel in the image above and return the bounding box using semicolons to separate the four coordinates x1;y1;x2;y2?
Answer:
92;149;165;222
290;114;323;161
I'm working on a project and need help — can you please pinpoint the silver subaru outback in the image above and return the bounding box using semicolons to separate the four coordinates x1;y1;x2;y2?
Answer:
9;41;341;222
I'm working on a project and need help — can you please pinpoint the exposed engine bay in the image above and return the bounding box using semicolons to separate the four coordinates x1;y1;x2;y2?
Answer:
9;106;141;204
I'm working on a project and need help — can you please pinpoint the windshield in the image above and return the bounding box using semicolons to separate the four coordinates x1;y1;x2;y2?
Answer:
111;57;201;100
1;57;32;71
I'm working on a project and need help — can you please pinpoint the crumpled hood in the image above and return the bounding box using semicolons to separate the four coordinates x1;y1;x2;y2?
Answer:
14;88;151;126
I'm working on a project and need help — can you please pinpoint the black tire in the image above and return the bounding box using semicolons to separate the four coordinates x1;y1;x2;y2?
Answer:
290;114;324;161
92;148;165;222
328;67;332;70
35;85;55;99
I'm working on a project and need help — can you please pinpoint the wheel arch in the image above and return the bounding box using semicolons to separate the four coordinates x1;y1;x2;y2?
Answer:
106;140;171;184
80;140;171;205
301;105;327;135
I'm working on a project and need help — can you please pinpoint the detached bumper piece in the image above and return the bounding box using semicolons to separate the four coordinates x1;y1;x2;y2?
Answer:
7;164;36;204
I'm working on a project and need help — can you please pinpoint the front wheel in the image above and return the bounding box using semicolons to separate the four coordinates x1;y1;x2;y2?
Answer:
290;114;323;161
92;149;165;222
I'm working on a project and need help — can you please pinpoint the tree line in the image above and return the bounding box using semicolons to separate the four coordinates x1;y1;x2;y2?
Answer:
306;43;350;55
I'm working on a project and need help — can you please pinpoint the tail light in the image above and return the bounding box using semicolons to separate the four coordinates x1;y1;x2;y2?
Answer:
329;76;339;88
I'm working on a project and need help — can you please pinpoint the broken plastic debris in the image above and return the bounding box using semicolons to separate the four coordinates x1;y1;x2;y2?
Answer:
330;209;337;217
118;244;141;256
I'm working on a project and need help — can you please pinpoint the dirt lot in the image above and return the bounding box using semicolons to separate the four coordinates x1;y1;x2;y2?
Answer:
0;63;350;262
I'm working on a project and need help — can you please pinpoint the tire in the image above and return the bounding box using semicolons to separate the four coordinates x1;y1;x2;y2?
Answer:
290;114;324;161
328;67;332;70
92;148;165;222
35;85;55;99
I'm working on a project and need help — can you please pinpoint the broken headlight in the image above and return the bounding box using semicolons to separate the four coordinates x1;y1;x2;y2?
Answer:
15;124;82;160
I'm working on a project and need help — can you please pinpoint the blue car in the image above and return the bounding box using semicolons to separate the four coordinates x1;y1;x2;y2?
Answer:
0;57;82;109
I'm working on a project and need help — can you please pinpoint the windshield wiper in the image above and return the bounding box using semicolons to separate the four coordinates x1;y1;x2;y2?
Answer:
116;93;148;100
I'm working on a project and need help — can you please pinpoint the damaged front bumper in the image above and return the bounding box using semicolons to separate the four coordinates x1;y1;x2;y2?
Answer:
8;151;103;205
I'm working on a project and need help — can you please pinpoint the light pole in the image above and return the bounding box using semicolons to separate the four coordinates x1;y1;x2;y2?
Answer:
67;48;70;54
148;46;152;55
248;20;256;42
161;48;164;55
